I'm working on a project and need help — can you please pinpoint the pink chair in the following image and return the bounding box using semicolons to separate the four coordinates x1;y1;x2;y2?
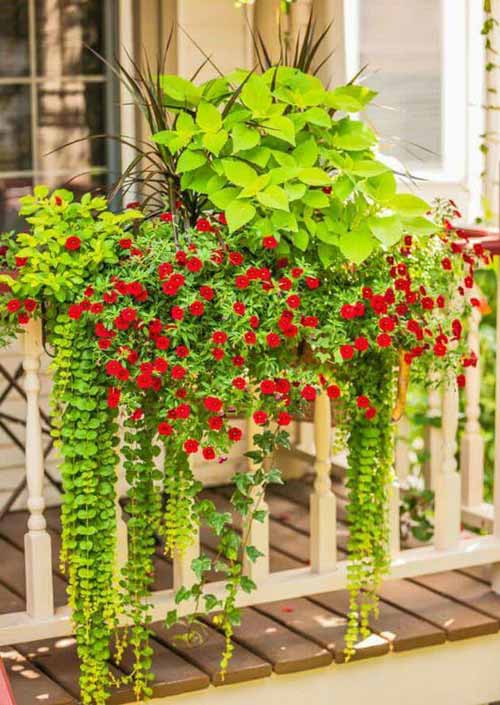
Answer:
0;657;17;705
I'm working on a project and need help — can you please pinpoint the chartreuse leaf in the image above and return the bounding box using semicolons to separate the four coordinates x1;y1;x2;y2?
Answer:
348;160;389;177
203;130;228;156
402;216;437;235
364;171;397;202
196;102;222;132
222;159;258;187
333;174;355;201
160;74;201;104
390;194;430;217
176;150;206;173
303;190;330;209
239;174;271;198
263;116;296;145
209;187;240;209
257;185;289;211
293;137;318;167
232;123;260;152
326;85;377;112
332;118;377;150
303;106;331;127
317;243;336;267
298;167;332;186
337;225;377;264
241;75;272;114
226;201;256;232
293;229;310;251
271;210;297;231
367;214;403;247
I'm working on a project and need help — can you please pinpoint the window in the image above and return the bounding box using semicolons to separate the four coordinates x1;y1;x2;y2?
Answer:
344;0;479;186
0;0;120;231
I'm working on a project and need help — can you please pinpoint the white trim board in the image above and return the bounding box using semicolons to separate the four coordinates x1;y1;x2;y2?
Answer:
142;633;500;705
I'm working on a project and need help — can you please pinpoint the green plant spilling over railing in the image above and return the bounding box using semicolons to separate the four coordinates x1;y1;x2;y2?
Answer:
0;69;485;705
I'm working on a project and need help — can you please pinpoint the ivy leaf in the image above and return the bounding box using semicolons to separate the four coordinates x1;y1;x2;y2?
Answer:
176;150;206;173
191;555;212;579
246;545;264;563
226;201;256;232
232;123;260;152
367;214;403;247
256;185;289;212
203;594;220;611
240;576;257;593
389;194;430;217
175;586;192;604
337;226;377;264
196;102;222;132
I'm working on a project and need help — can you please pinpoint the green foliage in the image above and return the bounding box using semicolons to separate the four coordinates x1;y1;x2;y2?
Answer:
151;68;430;265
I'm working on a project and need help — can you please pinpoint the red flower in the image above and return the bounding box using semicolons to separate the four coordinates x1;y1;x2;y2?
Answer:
136;373;153;389
24;299;37;313
187;256;203;273
202;447;216;460
327;384;341;399
196;218;212;232
232;377;247;390
356;395;370;409
217;213;227;225
457;374;466;388
200;286;215;301
301;315;319;328
377;333;392;348
160;211;173;222
291;267;304;278
249;315;260;329
266;333;281;348
301;385;316;401
278;277;292;291
156;336;170;350
263;235;278;249
18;313;29;325
171;306;184;321
286;295;301;309
175;403;191;419
175;345;189;358
158;421;173;436
15;256;27;267
90;303;103;314
212;347;225;361
233;301;246;316
171;364;186;380
229;252;244;266
184;439;199;454
68;304;83;320
212;331;228;345
154;357;169;373
244;331;257;345
370;295;387;315
260;380;276;395
65;236;81;251
232;355;245;367
379;317;395;333
277;411;291;426
421;297;434;311
6;299;21;312
305;276;320;290
158;262;173;279
54;195;63;206
354;336;369;352
204;396;223;412
362;286;373;299
441;257;452;271
131;409;144;421
275;378;291;394
107;387;120;408
433;342;447;357
228;426;242;441
235;275;250;289
103;290;118;304
119;238;132;249
340;304;356;320
209;416;224;431
253;410;268;425
340;344;354;360
365;407;377;420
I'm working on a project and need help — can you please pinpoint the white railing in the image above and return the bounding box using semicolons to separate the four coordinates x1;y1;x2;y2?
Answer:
2;261;500;646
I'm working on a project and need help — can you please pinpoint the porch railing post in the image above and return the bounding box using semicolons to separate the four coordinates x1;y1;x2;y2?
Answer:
491;257;500;592
423;374;442;491
460;293;484;508
389;415;409;558
310;389;337;572
23;318;54;618
434;376;461;551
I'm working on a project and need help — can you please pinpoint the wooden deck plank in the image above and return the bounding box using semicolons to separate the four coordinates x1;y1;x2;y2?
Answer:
310;589;445;653
411;571;500;621
254;597;389;663
116;634;210;698
15;638;135;705
1;646;76;705
377;579;499;640
152;620;272;686
226;607;333;674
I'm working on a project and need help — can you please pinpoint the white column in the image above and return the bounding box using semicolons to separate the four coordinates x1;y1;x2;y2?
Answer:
23;318;54;618
423;375;442;491
242;416;269;581
173;526;200;591
460;295;484;508
310;389;337;572
491;260;500;592
389;416;410;558
434;377;461;551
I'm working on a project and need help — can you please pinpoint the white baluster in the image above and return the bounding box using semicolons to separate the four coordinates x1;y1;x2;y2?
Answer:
23;318;54;618
492;260;500;592
242;416;269;581
460;294;484;508
173;525;199;591
395;414;411;484
423;374;442;491
434;377;461;551
310;389;337;572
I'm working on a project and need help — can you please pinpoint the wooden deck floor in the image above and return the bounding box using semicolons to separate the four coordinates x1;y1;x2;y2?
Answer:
2;476;500;705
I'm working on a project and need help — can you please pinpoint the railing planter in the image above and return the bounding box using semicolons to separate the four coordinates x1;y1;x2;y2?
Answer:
0;68;490;705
